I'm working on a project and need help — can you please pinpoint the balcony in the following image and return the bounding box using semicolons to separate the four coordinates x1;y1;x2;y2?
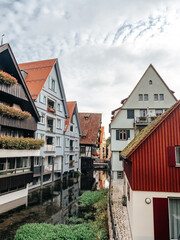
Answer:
0;83;28;101
69;160;74;168
47;107;56;115
45;144;55;152
0;115;37;131
135;116;157;126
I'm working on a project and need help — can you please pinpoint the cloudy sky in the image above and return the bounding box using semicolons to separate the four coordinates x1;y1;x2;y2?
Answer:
1;0;180;137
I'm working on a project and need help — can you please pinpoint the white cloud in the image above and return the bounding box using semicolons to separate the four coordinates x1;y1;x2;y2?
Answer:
1;0;180;136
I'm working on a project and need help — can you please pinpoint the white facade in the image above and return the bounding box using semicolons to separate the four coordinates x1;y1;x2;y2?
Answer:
124;174;180;240
64;108;81;174
32;62;69;186
110;65;177;180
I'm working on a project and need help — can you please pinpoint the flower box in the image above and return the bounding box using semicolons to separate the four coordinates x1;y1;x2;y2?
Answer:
0;103;31;120
0;71;17;86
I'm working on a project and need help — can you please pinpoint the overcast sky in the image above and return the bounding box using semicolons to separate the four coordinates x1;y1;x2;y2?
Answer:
1;0;180;137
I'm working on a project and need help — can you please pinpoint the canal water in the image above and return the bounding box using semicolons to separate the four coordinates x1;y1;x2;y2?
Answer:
0;171;109;240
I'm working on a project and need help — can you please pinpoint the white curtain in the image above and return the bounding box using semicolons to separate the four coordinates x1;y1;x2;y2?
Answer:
169;199;180;239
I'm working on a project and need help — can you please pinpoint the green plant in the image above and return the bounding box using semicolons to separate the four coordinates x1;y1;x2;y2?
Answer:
74;171;81;178
79;190;107;207
67;217;84;224
0;71;17;86
0;103;31;120
14;223;98;240
122;195;127;206
0;136;44;150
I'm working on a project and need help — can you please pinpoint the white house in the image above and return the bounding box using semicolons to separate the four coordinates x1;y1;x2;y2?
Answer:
110;64;177;180
64;101;82;175
19;59;69;187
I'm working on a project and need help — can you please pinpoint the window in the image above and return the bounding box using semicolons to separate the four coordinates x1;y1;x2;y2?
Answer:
127;109;134;119
16;158;23;168
176;147;180;165
139;94;143;101
155;109;163;116
57;119;63;129
39;112;45;124
154;94;158;101
116;129;130;140
48;76;57;92
70;125;73;132
57;103;63;112
144;94;148;101
37;133;44;140
48;156;53;165
39;93;46;104
159;94;164;101
34;157;40;166
7;158;15;169
149;80;152;85
80;146;85;154
117;171;123;179
169;198;180;239
140;109;147;117
56;137;62;147
0;158;6;171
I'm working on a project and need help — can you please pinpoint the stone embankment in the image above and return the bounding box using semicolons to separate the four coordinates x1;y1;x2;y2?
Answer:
108;179;132;240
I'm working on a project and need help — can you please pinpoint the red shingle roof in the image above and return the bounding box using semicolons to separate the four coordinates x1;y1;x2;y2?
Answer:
18;59;57;99
79;113;102;145
65;101;76;132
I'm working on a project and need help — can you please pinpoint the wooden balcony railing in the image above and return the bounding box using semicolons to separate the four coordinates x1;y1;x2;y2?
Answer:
0;116;37;131
0;83;28;101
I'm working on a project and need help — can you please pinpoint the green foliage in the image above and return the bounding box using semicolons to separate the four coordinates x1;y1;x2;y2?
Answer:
79;189;108;207
74;171;81;178
0;136;44;150
0;103;31;120
0;71;17;86
14;223;97;240
67;217;84;224
106;136;111;147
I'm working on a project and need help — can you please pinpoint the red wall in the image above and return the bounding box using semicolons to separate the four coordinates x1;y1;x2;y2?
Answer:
127;104;180;192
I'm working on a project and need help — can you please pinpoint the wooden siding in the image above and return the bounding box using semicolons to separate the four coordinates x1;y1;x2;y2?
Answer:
0;172;33;193
0;83;28;101
127;104;180;192
0;116;37;131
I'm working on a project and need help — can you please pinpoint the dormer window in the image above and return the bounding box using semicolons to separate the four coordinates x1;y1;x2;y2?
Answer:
149;80;152;85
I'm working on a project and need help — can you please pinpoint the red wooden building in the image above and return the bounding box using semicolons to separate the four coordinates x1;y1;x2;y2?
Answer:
121;100;180;240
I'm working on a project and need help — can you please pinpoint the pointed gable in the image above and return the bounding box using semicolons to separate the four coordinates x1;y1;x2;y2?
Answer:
0;44;39;121
79;113;102;145
19;59;56;100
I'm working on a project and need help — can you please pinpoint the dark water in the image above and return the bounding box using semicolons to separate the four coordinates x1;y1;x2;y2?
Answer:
0;171;108;240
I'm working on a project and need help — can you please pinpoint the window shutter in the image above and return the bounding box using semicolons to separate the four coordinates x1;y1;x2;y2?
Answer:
116;130;119;140
48;76;52;89
168;146;176;167
127;130;130;139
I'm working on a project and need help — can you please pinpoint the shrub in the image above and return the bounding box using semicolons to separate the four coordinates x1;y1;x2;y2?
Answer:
0;103;31;120
74;171;81;178
0;71;17;86
14;223;97;240
0;136;44;150
79;189;108;207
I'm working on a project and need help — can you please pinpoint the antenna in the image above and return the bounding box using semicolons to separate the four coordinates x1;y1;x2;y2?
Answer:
1;34;5;46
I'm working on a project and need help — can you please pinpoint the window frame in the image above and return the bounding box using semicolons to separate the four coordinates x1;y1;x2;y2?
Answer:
116;129;130;141
144;94;148;101
127;109;134;119
159;94;164;101
138;94;143;101
154;94;158;101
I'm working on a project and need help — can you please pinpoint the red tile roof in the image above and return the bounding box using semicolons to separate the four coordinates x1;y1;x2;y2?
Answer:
79;113;102;145
18;59;57;99
65;101;76;132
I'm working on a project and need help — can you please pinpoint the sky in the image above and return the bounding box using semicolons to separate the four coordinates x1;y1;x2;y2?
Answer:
1;0;180;137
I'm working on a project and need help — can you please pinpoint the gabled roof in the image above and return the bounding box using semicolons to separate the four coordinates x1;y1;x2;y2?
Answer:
0;43;39;121
100;126;104;144
121;100;180;158
19;58;69;118
79;113;102;145
65;101;82;135
111;64;177;123
18;59;56;100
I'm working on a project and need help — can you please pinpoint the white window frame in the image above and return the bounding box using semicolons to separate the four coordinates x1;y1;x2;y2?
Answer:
39;93;46;104
57;119;63;129
175;146;180;165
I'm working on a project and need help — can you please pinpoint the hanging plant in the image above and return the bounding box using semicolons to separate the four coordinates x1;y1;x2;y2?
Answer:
0;136;44;150
0;71;17;86
0;103;31;120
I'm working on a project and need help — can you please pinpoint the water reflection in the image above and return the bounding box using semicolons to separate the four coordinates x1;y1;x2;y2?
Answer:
0;171;108;240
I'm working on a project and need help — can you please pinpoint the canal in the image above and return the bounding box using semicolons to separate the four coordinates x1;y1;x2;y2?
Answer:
0;171;109;240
